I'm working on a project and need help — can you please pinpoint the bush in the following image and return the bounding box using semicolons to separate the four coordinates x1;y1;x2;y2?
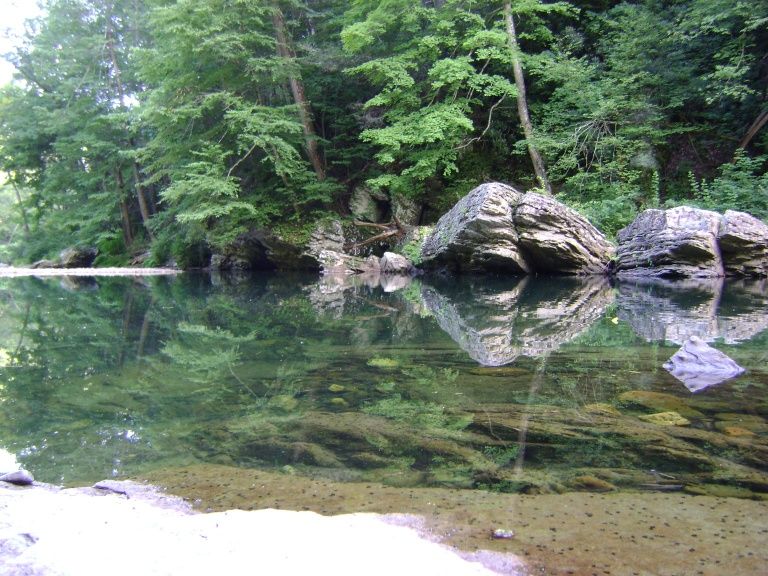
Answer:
689;153;768;220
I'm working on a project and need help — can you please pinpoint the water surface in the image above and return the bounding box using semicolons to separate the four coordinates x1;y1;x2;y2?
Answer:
1;272;766;499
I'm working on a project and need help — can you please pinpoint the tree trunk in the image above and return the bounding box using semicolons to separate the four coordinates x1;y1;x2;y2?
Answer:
105;4;154;240
11;182;30;236
115;169;135;247
504;2;552;195
737;109;768;151
272;5;326;181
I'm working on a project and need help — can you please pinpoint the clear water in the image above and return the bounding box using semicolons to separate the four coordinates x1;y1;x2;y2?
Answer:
0;272;766;499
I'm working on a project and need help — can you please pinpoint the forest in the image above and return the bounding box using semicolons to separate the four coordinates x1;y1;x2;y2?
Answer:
0;0;766;267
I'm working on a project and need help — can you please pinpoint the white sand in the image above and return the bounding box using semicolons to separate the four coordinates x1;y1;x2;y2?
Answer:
0;482;510;576
0;267;180;277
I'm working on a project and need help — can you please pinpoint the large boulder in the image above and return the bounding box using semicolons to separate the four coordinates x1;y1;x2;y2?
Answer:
211;221;345;271
616;206;768;278
59;246;99;268
717;210;768;277
420;183;613;275
616;207;724;278
349;186;388;223
420;183;529;274
513;193;615;274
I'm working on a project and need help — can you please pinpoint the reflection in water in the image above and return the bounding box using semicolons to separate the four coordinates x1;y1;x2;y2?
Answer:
617;277;768;344
0;272;766;505
421;276;614;366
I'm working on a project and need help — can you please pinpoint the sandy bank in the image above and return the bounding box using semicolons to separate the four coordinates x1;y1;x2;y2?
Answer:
0;480;515;576
0;267;181;277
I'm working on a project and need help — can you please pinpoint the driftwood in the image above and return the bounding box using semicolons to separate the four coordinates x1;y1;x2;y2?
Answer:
344;219;407;252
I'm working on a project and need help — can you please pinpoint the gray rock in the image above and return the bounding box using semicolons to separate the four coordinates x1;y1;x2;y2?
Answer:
0;470;34;486
717;210;768;277
391;194;422;226
318;250;380;276
420;183;530;274
349;186;387;223
210;221;346;272
616;207;724;278
420;183;614;275
59;246;98;268
663;336;745;392
379;252;414;275
616;277;768;345
513;193;615;274
420;276;614;366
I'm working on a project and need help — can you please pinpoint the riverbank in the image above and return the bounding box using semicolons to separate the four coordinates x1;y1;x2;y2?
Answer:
0;480;513;576
144;464;768;576
0;266;181;277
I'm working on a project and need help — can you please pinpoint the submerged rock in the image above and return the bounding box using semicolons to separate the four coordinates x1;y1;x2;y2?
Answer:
420;182;614;275
663;336;745;392
638;412;691;427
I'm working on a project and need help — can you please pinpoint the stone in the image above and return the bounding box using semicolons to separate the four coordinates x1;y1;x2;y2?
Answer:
570;475;616;491
420;182;614;275
318;250;380;276
0;470;34;486
663;336;745;392
59;246;99;268
379;252;414;275
616;206;724;278
617;391;704;418
512;193;615;274
638;412;691;426
616;277;768;344
420;276;614;366
420;182;529;274
349;186;387;223
491;528;515;539
717;210;768;277
391;194;422;226
211;220;346;272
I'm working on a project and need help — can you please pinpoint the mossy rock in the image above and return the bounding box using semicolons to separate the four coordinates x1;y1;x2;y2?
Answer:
618;390;704;418
583;403;622;416
367;357;400;370
638;411;691;426
570;475;616;492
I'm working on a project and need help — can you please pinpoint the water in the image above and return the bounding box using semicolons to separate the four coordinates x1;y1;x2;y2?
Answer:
1;272;766;498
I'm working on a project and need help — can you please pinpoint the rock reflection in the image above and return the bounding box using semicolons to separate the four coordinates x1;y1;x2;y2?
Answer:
420;276;615;366
617;278;768;344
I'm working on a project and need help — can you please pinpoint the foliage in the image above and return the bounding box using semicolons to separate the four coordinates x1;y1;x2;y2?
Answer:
690;153;768;219
0;0;766;262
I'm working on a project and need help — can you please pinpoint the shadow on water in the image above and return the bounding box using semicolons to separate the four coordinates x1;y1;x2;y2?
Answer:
0;271;766;502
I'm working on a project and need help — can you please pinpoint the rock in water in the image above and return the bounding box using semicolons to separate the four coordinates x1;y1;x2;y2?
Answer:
513;193;615;274
59;246;98;268
616;207;724;278
420;182;614;275
379;252;414;275
663;336;745;392
421;182;529;274
717;210;768;277
0;469;35;485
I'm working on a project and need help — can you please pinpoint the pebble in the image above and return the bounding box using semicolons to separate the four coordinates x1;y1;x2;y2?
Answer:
491;528;515;539
0;469;35;486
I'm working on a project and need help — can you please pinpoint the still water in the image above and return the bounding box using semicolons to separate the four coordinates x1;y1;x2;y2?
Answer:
1;272;766;499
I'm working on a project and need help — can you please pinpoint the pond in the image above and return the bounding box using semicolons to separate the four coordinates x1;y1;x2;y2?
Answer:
1;271;767;574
